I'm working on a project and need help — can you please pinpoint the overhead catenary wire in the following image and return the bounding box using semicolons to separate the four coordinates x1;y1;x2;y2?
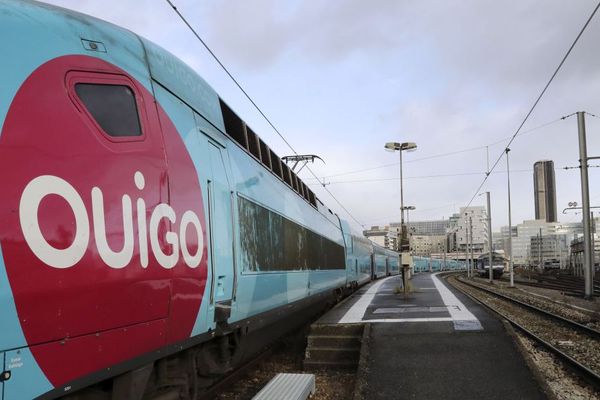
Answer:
305;116;565;181
308;169;534;186
310;163;589;186
367;202;460;224
163;0;365;227
463;1;600;210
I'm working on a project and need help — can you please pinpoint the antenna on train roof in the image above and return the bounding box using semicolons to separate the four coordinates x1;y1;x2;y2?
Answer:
281;154;325;173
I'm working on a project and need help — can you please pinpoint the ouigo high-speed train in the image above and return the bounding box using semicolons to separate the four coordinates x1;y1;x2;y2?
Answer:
0;1;400;399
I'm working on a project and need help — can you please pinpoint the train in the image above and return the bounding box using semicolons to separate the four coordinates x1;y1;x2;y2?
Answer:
0;2;401;399
475;252;505;279
412;256;465;272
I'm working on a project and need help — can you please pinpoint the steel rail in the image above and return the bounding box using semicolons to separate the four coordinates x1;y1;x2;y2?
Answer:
457;276;600;339
447;275;600;388
197;346;276;400
497;275;600;297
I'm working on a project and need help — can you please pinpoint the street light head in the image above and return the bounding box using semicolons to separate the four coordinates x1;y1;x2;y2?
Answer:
384;142;400;151
401;142;417;152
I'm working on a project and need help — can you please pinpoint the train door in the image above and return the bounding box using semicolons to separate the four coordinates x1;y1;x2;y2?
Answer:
371;254;375;280
206;142;236;322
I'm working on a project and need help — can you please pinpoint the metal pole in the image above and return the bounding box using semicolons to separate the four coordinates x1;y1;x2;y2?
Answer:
465;219;471;278
469;217;473;278
538;228;542;272
592;211;595;279
398;148;410;294
577;112;593;298
399;149;404;227
443;234;447;271
506;148;514;287
487;192;493;283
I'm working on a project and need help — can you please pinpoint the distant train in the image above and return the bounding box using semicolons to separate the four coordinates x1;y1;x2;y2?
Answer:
413;256;465;273
475;252;505;278
0;2;400;399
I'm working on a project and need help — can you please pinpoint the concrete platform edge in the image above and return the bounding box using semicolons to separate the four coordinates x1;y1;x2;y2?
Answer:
352;323;371;400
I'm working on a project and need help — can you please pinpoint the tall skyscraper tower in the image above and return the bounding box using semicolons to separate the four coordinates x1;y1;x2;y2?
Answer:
533;160;557;222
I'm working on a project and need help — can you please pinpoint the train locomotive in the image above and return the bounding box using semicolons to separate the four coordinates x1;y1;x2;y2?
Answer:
475;252;505;279
0;2;400;399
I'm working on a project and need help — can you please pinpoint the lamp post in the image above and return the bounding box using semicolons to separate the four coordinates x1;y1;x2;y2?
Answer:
486;192;493;283
478;192;494;283
506;148;514;287
385;141;417;293
403;205;416;269
402;205;416;233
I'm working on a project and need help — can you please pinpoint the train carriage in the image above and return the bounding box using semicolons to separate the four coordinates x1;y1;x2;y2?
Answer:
476;252;505;279
371;246;388;279
0;1;360;399
383;248;400;276
345;232;374;286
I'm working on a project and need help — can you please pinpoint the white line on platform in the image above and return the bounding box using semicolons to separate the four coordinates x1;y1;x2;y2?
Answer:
338;276;395;323
364;317;454;323
432;273;483;331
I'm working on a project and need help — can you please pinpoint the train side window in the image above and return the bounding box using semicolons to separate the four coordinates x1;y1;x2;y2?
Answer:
301;182;309;201
219;99;248;148
291;171;300;192
259;139;272;169
281;162;292;186
297;178;305;197
75;84;142;137
246;127;261;159
270;149;283;179
308;190;317;207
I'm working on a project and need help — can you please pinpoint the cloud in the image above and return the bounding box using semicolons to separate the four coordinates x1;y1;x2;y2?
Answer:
201;0;416;68
37;0;600;231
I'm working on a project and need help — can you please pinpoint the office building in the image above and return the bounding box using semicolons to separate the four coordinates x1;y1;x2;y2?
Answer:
455;206;487;253
533;160;557;222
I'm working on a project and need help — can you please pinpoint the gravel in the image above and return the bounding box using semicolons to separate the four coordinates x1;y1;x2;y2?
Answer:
517;334;600;400
215;337;355;400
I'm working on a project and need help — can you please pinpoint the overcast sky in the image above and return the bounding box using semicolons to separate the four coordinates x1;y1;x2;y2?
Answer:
45;0;600;232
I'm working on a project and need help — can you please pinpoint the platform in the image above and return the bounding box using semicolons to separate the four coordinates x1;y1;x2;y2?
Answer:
319;273;482;330
316;273;548;399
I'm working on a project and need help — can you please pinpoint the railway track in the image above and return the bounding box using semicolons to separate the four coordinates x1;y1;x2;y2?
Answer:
446;274;600;389
198;346;276;400
501;272;600;297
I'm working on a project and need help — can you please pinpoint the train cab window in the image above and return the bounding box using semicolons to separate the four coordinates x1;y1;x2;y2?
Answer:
75;83;142;137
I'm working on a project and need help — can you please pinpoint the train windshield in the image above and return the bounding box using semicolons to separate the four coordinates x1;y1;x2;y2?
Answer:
478;256;504;267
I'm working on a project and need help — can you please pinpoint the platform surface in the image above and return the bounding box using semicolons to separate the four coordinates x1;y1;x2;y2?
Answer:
318;273;548;399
